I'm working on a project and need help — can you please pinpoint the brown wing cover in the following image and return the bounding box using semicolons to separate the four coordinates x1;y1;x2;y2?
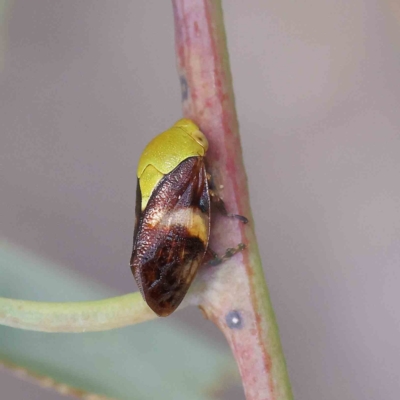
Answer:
130;157;210;316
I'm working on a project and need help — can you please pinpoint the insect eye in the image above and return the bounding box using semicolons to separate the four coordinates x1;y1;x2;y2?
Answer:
191;130;209;151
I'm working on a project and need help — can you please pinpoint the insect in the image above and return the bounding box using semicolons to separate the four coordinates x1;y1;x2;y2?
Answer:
130;119;247;316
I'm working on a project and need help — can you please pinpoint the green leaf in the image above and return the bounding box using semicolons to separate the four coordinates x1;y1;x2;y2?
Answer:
0;0;12;70
0;241;239;399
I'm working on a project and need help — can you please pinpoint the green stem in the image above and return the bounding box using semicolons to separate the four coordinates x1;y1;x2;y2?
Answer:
172;1;293;399
0;293;158;333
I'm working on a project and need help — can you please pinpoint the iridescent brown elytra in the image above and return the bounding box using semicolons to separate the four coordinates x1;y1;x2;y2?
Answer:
130;119;247;317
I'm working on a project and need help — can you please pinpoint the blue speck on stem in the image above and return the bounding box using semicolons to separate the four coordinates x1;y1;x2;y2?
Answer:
226;310;243;329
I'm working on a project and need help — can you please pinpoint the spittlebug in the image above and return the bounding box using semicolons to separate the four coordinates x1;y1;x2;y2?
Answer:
130;119;246;316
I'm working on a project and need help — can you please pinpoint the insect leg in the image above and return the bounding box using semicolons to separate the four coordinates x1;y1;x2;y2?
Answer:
207;173;248;223
204;243;246;266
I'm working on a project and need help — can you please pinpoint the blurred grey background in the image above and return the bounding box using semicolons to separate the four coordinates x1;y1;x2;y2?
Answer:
1;0;400;399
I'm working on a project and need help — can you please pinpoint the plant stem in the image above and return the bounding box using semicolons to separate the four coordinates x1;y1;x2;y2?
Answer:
0;293;157;332
172;1;293;399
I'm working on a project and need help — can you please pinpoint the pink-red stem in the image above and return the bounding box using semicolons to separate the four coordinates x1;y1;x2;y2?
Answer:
172;1;293;399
